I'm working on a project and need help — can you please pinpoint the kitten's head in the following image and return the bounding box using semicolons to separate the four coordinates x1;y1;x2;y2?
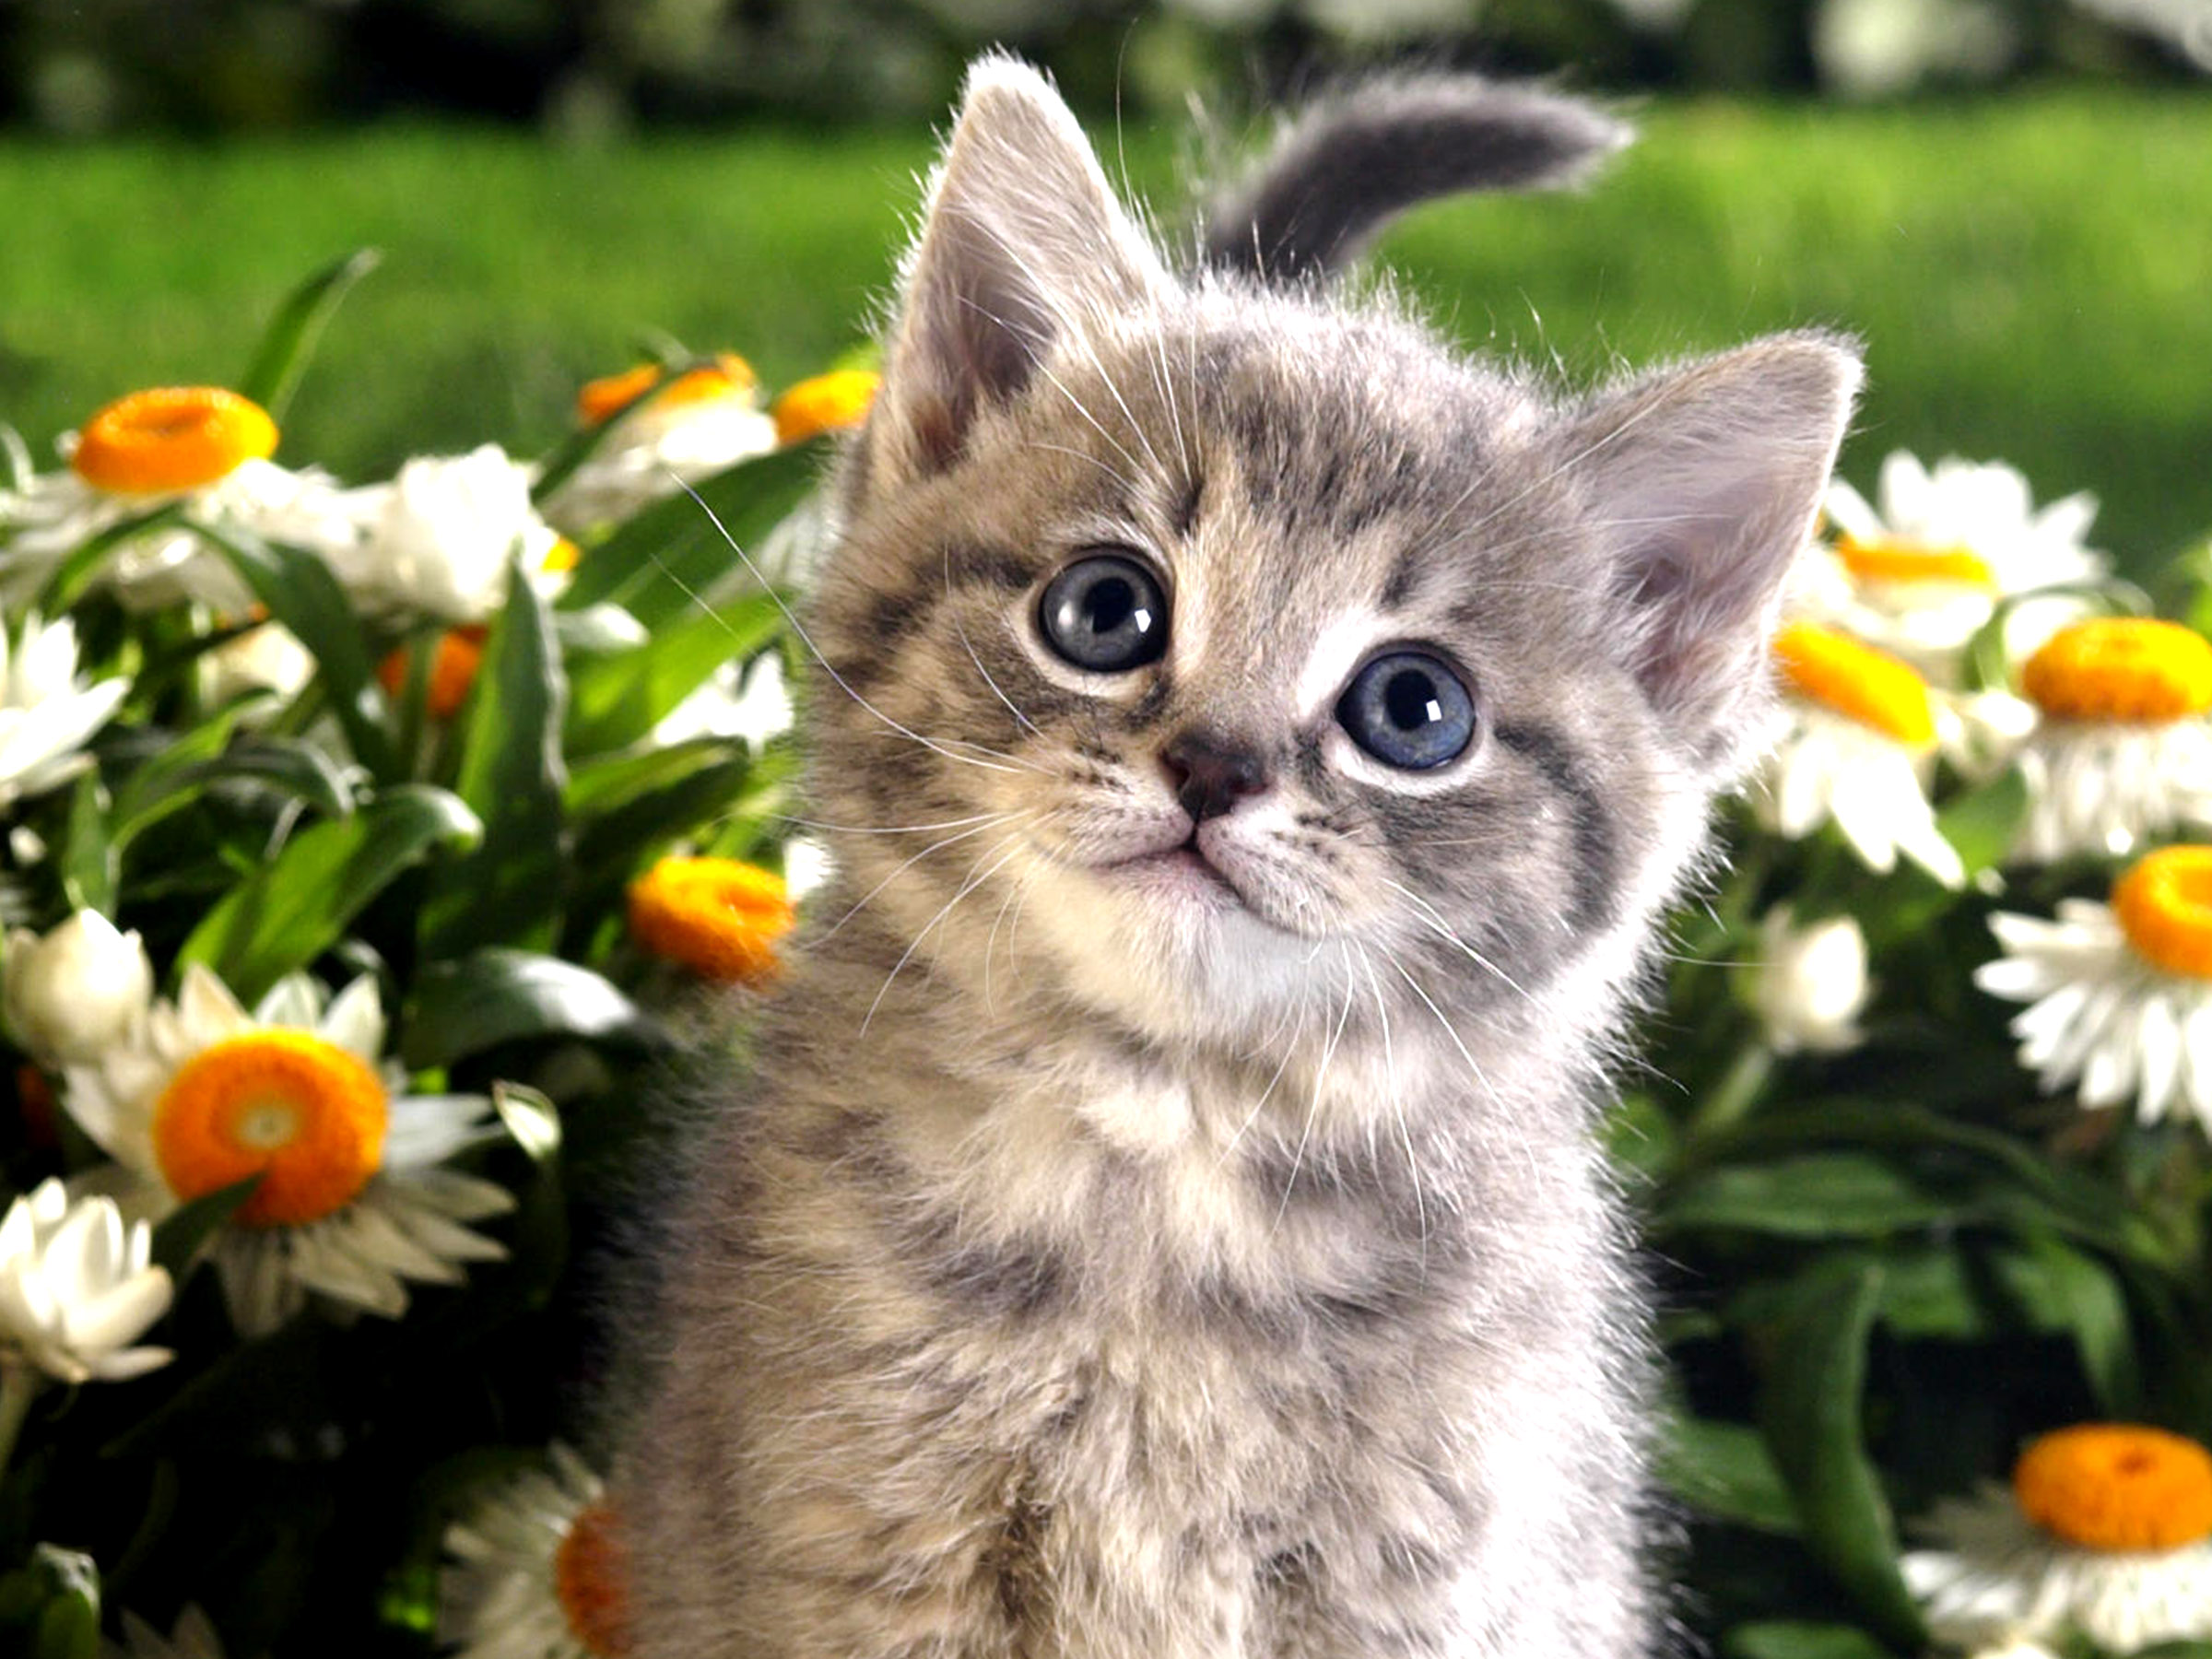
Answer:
803;58;1857;1053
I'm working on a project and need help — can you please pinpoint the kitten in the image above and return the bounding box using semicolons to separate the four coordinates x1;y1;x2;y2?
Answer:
626;56;1858;1659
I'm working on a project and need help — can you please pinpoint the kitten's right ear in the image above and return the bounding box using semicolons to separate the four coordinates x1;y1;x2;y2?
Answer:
859;56;1170;497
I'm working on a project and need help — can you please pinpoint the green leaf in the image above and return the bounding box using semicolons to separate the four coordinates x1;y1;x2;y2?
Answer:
148;1176;261;1283
564;594;782;757
1656;1154;1956;1240
194;522;398;780
58;771;115;917
1755;1264;1927;1647
557;441;820;629
1992;1234;2141;1414
237;248;381;423
400;949;661;1068
24;1547;98;1659
1724;1622;1899;1659
1655;1414;1802;1535
1933;765;2029;879
493;1080;563;1162
111;725;356;855
176;783;481;1005
417;561;569;959
32;500;188;616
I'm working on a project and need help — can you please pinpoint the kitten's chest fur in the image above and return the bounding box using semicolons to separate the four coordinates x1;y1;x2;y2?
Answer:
649;957;1636;1654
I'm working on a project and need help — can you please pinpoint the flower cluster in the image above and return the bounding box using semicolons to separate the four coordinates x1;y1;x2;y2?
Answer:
1662;448;2212;1659
7;256;2212;1659
0;262;862;1650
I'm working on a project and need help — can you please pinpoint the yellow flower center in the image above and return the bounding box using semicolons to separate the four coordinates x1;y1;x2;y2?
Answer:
771;369;880;446
554;1500;631;1656
70;387;278;496
542;536;582;575
626;857;794;984
151;1030;388;1229
2021;618;2212;724
2013;1423;2212;1553
1772;621;1936;750
2112;846;2212;981
575;354;757;426
1834;532;1996;592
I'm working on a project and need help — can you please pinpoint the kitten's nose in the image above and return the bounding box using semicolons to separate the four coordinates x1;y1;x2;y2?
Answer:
1162;730;1270;823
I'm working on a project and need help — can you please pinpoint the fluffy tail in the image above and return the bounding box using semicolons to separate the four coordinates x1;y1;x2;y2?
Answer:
1201;76;1630;284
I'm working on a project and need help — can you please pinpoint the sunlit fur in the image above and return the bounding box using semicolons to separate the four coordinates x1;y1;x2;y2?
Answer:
627;56;1860;1659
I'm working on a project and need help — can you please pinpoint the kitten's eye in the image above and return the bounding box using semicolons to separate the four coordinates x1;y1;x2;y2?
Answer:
1038;551;1169;672
1336;651;1477;771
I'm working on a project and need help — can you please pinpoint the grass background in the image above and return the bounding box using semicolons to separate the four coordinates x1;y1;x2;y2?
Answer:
2;90;2207;571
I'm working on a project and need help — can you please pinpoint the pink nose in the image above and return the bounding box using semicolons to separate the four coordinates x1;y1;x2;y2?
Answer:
1162;731;1270;822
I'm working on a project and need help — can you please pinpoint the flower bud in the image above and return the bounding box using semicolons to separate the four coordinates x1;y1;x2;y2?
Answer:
1747;908;1870;1054
4;911;155;1065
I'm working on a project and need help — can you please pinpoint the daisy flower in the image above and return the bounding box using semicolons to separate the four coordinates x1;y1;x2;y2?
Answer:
2007;617;2212;863
0;387;365;612
1744;907;1871;1054
1758;620;1967;888
0;1179;172;1387
770;368;879;447
440;1442;629;1659
541;354;779;535
0;610;130;809
4;908;155;1066
1816;450;2106;678
336;444;568;624
59;964;514;1336
1904;1422;2212;1650
1975;845;2212;1127
627;856;795;984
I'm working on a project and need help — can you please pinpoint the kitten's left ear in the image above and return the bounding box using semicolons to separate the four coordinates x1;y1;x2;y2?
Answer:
1569;331;1862;775
858;55;1171;499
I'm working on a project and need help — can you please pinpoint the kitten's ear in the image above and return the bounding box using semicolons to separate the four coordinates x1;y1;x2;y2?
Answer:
1571;331;1863;774
862;55;1170;495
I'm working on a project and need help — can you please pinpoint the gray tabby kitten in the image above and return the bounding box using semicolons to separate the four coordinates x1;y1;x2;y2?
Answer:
627;56;1858;1659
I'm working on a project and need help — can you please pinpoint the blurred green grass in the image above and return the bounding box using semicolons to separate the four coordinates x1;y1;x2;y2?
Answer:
2;90;2206;570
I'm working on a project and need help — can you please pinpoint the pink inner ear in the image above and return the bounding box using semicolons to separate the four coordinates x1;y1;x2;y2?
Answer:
1571;334;1862;769
865;60;1170;492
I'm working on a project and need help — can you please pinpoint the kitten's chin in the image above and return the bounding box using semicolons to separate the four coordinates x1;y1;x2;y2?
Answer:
1013;849;1330;1042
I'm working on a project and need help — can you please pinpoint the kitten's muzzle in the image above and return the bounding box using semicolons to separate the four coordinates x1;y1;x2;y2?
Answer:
1162;729;1271;824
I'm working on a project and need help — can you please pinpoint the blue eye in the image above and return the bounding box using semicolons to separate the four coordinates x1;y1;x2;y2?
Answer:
1336;651;1477;770
1039;551;1168;672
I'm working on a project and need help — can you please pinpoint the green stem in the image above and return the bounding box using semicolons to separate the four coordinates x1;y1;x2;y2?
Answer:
1687;1042;1776;1142
0;1353;45;1482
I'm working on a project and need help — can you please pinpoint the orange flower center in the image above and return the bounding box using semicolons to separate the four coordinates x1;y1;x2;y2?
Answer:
771;369;880;446
2112;846;2212;981
377;626;488;721
626;857;794;984
2022;618;2212;724
151;1030;387;1228
575;354;757;426
554;1500;631;1656
71;387;278;495
1834;532;1996;592
2013;1423;2212;1552
1773;620;1936;750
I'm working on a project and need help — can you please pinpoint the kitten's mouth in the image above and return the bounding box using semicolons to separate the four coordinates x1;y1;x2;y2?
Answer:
1100;834;1244;906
